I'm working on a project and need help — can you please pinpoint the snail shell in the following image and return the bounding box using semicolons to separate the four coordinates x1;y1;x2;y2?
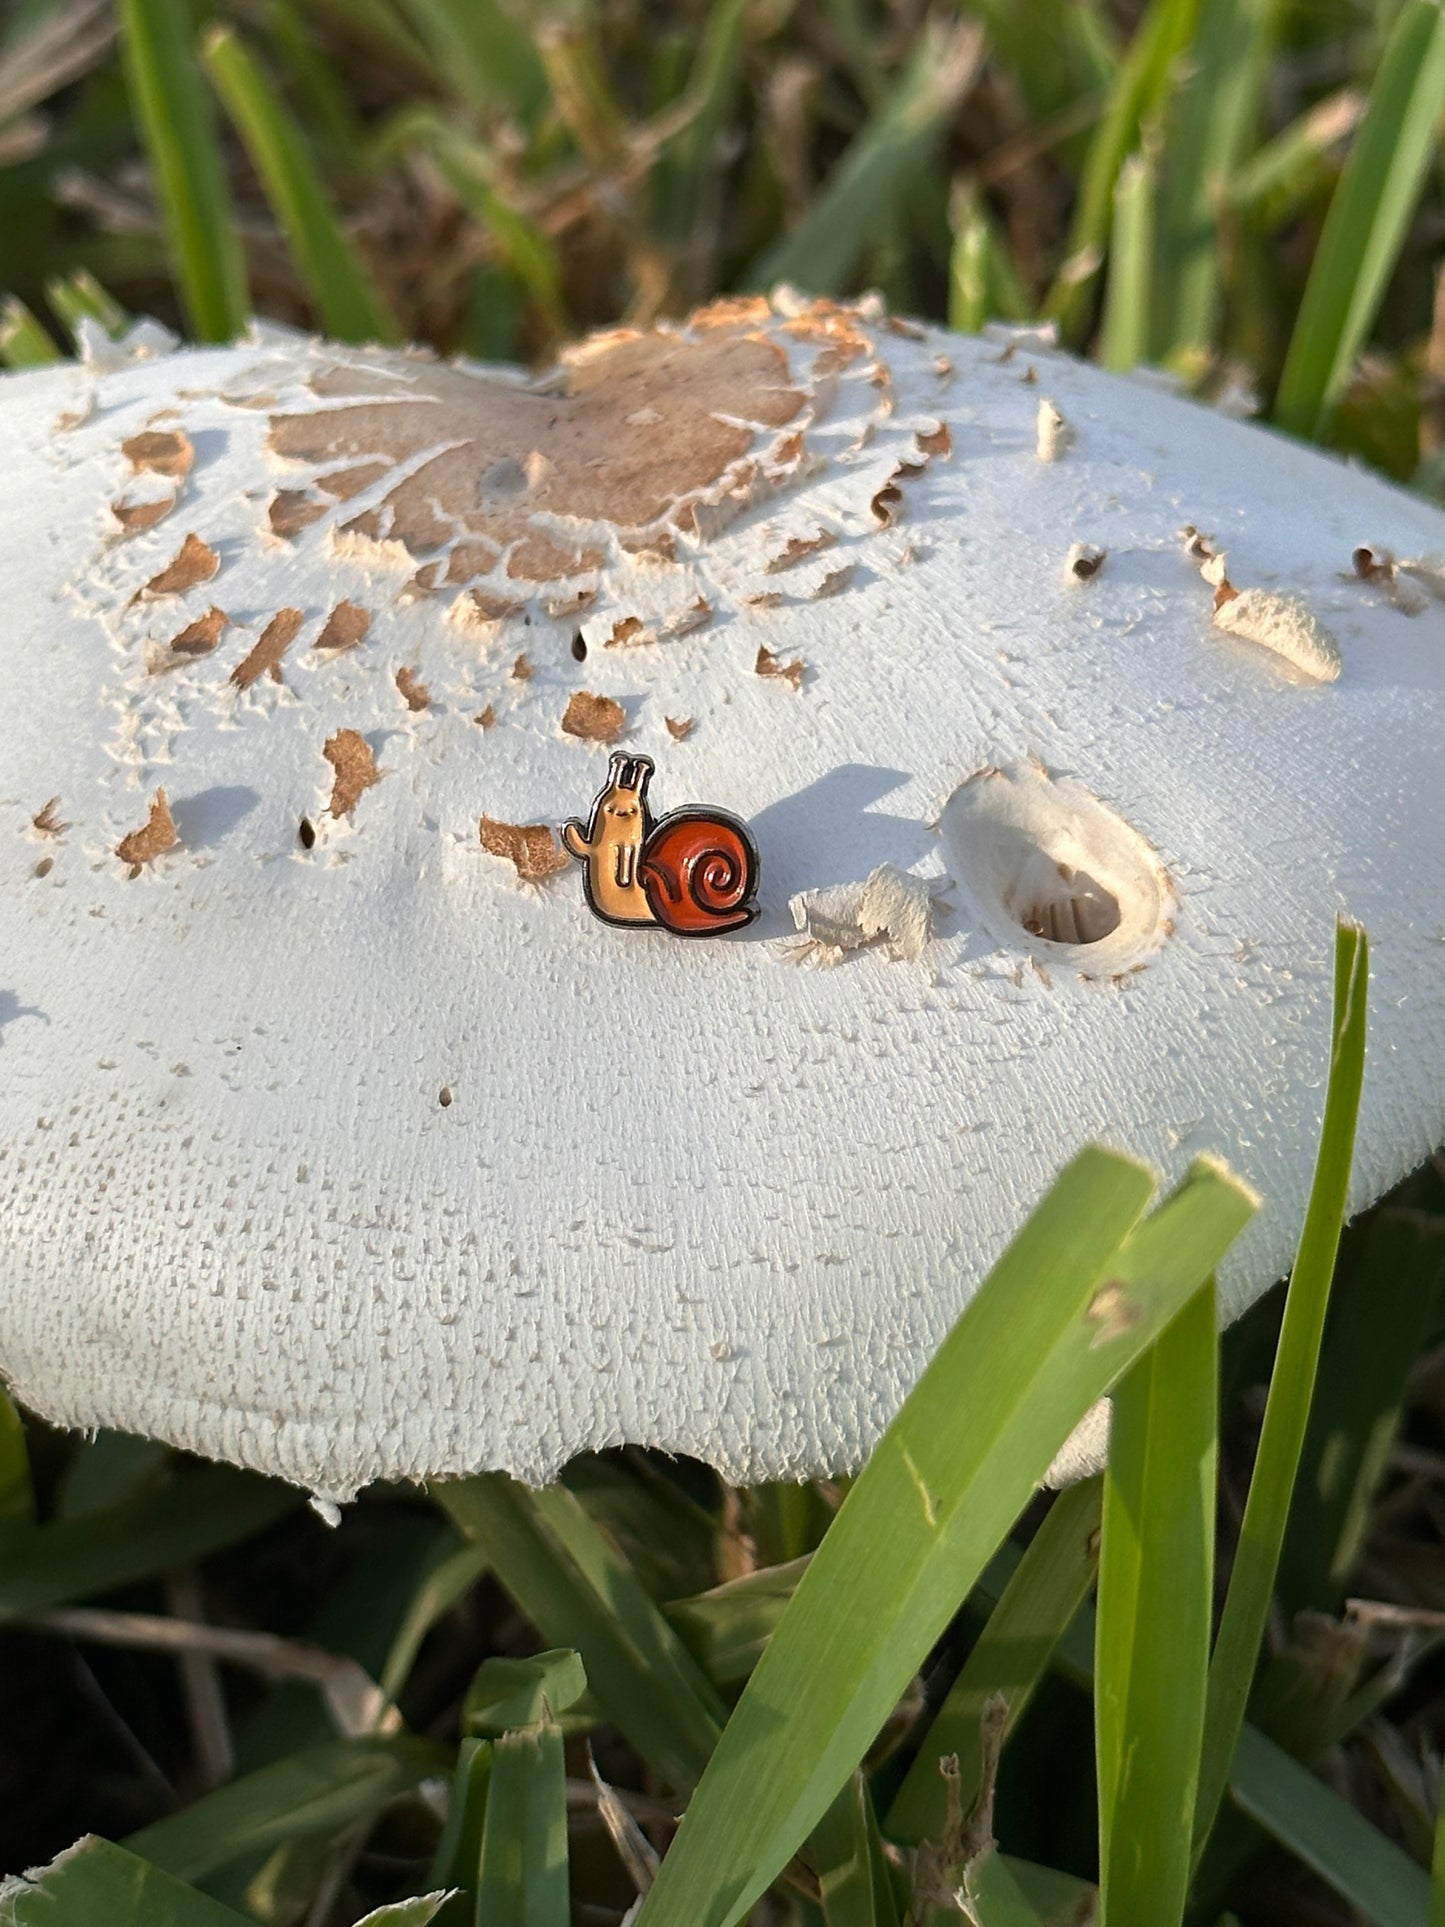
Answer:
640;810;759;936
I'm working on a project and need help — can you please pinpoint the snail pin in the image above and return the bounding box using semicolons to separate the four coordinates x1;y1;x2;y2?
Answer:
562;753;760;936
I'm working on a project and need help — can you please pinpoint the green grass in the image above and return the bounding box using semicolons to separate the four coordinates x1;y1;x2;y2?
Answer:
4;2;1445;1921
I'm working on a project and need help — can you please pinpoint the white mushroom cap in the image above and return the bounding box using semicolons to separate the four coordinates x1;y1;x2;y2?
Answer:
3;295;1443;1501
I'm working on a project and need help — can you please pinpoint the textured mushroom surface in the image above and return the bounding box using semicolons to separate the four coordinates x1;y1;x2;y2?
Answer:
2;295;1443;1500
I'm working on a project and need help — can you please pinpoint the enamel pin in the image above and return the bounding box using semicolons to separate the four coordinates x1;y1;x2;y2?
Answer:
562;754;760;936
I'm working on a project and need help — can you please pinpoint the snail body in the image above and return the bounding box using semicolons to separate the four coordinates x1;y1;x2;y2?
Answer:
563;755;760;936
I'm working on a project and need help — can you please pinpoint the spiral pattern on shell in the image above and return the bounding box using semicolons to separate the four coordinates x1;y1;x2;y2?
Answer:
640;812;759;935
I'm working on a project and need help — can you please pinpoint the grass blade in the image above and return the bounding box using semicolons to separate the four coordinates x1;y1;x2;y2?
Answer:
1153;0;1281;359
1231;1723;1430;1927
1193;918;1369;1858
1278;1208;1445;1617
437;1474;725;1793
124;1737;441;1884
118;0;248;341
427;1736;491;1893
810;1774;899;1927
886;1477;1103;1844
476;1722;570;1927
948;181;1033;333
0;1836;255;1926
0;294;61;367
1099;149;1155;371
0;1462;298;1617
1274;0;1445;439
201;24;399;344
665;1555;811;1689
959;1852;1048;1926
1095;1282;1217;1927
1044;0;1199;338
44;267;128;342
0;1390;33;1524
394;0;546;119
635;1149;1256;1927
747;19;985;295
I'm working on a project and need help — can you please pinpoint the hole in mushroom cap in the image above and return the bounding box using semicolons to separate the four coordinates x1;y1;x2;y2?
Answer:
939;765;1174;975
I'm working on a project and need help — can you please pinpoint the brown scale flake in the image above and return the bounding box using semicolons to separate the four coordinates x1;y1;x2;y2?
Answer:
267;326;803;585
562;691;626;743
871;480;904;527
116;787;177;874
474;704;496;729
688;295;773;330
663;597;711;637
766;528;836;574
168;606;230;659
544;585;597;618
755;644;804;690
511;653;534;682
916;421;952;458
885;316;927;340
396;666;430;711
231;608;304;689
269;490;327;539
480;816;571;883
32;797;69;837
138;532;219;600
122;427;193;480
461;587;525;628
744;591;785;611
315;600;370;653
605;616;648;648
110;493;176;536
324;730;380;817
814;564;855;598
665;716;694;741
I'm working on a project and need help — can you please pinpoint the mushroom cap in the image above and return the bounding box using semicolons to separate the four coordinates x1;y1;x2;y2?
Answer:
2;296;1443;1500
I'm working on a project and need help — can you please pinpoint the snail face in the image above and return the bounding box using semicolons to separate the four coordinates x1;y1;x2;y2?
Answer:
601;794;642;825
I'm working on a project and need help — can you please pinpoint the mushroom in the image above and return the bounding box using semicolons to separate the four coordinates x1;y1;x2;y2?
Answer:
1;295;1443;1504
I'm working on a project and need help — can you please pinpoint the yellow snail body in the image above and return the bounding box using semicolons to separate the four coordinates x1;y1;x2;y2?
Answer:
562;755;759;936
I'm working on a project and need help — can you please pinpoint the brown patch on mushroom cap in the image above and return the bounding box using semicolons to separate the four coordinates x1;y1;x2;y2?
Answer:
474;703;496;729
32;797;69;837
665;716;694;741
231;608;304;689
138;532;219;600
755;644;805;690
562;691;626;743
167;606;230;659
110;494;176;536
323;730;380;816
814;564;855;598
269;490;327;539
116;788;177;874
315;600;370;653
316;460;389;499
396;666;430;711
766;528;836;574
122;427;193;480
267;327;804;585
480;816;571;883
916;421;952;458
